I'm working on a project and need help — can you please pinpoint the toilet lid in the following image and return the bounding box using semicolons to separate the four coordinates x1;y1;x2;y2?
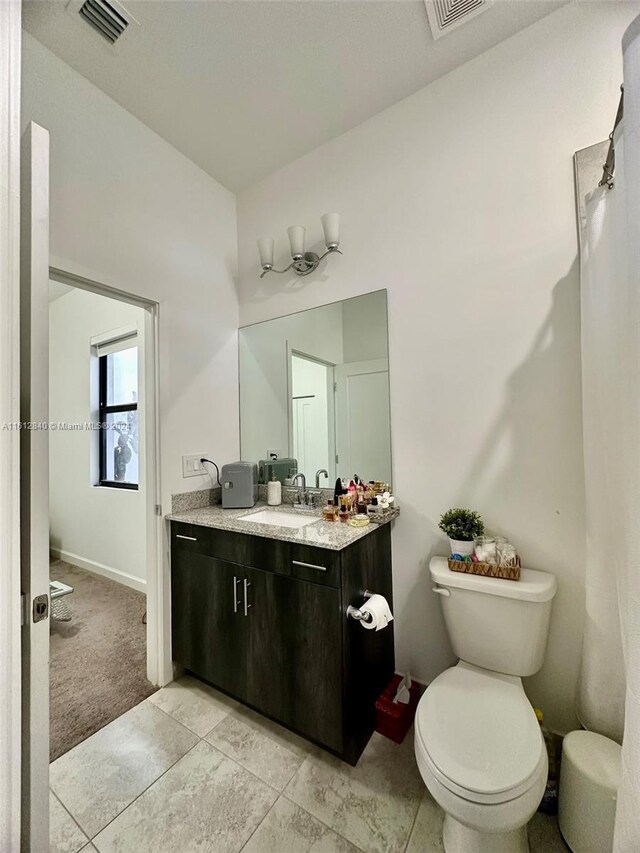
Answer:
415;663;543;798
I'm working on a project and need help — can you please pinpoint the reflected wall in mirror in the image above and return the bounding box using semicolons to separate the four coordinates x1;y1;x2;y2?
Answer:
239;290;391;488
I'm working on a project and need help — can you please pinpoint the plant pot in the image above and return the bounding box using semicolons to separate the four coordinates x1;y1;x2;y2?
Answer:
449;538;474;557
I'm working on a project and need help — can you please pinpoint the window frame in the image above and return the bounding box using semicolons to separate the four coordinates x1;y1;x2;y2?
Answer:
98;348;139;491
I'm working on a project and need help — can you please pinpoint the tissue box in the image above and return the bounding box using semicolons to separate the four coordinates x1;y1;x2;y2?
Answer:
375;674;421;744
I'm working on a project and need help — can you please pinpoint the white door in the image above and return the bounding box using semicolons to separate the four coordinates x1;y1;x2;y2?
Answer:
291;354;333;486
335;359;391;484
20;122;50;852
289;351;335;481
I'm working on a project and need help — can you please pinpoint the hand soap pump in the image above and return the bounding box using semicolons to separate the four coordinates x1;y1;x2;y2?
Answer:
267;471;282;506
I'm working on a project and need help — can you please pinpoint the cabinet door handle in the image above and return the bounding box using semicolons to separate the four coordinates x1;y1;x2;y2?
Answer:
176;534;197;541
243;579;252;616
233;576;242;613
292;560;327;572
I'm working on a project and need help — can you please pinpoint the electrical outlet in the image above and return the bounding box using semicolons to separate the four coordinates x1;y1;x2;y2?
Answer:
267;449;283;461
182;454;208;478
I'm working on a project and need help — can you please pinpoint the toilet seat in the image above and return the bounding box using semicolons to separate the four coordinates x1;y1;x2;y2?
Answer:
415;662;545;806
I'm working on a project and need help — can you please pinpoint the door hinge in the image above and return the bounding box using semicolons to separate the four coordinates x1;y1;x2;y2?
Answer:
335;454;339;464
333;381;337;393
155;504;162;516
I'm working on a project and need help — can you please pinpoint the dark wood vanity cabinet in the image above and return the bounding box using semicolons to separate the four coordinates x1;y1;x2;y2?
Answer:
170;522;394;765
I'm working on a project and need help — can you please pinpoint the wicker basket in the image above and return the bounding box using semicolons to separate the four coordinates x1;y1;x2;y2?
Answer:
448;555;521;581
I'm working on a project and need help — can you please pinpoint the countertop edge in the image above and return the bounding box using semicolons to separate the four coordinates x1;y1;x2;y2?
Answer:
166;503;399;551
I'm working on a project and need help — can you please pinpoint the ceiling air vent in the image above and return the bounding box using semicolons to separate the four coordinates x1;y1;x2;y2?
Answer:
79;0;129;44
424;0;493;40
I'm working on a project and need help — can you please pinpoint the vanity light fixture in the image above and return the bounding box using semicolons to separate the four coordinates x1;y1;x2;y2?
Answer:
257;213;341;278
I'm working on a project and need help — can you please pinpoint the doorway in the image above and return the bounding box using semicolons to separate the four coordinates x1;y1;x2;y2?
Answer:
47;280;158;761
287;349;392;487
289;350;336;483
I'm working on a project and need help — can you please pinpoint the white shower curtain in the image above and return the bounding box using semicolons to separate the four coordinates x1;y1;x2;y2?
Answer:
579;14;640;851
578;146;628;745
616;17;640;851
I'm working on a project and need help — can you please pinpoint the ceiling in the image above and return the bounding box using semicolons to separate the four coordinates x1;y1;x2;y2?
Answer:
23;0;567;192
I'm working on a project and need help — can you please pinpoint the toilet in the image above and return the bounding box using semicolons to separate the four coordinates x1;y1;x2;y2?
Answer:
415;556;558;853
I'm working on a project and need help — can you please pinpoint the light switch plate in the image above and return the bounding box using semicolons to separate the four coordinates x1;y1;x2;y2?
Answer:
182;454;208;478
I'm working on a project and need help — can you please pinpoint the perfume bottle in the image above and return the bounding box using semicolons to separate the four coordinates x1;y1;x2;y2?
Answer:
323;500;337;522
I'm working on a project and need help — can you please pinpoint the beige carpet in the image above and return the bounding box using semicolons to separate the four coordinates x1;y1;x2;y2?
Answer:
50;560;158;761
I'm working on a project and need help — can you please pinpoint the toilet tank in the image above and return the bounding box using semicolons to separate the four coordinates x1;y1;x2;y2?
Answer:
429;557;557;677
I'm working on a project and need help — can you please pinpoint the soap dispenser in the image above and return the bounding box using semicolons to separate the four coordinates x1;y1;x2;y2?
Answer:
267;472;282;506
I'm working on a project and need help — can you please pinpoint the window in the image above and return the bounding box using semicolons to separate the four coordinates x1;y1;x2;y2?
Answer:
98;337;139;489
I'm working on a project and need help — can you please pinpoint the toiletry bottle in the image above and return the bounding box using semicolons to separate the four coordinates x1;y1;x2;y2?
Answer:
267;472;282;506
323;500;337;522
334;478;343;506
339;497;350;523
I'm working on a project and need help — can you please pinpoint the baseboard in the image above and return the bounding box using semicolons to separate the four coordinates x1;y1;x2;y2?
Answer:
50;548;146;594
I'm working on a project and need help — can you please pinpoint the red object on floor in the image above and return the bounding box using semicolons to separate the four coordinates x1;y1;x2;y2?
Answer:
375;674;421;744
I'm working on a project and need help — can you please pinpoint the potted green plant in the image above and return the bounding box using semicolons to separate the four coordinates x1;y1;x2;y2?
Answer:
439;508;484;556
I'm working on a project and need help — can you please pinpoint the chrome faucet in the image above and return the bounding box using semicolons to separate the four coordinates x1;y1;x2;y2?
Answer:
292;473;317;510
315;469;329;488
292;473;306;492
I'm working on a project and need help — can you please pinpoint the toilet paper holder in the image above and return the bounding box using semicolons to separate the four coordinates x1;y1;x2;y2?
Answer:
346;590;374;623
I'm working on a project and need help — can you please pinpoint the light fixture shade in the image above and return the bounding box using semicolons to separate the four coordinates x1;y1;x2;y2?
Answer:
287;225;306;258
257;237;274;269
321;213;340;249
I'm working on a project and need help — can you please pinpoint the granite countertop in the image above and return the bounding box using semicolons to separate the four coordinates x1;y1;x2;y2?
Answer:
166;501;399;551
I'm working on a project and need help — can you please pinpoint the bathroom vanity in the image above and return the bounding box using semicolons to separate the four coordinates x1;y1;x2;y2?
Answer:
168;504;395;765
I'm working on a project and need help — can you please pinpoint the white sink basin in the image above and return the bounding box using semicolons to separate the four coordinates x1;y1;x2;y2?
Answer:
238;509;318;530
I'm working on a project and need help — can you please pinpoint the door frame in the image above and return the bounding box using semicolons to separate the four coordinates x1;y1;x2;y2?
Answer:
49;266;164;686
21;120;52;853
286;343;336;481
1;1;23;848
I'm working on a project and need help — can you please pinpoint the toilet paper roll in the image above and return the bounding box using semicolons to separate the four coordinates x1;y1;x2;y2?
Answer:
359;594;394;631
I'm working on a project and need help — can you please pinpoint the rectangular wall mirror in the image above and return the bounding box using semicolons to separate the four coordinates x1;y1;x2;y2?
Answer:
239;290;392;489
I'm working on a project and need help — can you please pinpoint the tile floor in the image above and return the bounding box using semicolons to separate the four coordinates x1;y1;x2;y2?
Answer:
50;675;567;853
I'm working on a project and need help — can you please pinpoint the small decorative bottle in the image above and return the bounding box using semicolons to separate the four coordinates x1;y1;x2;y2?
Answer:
339;497;350;523
323;499;337;522
267;472;282;506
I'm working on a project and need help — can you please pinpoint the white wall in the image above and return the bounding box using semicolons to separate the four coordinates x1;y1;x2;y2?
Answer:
49;287;147;587
22;32;240;509
22;31;239;682
237;1;640;733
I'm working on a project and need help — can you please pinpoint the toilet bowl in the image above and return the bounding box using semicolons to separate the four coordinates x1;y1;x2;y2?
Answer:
417;558;558;853
415;662;547;853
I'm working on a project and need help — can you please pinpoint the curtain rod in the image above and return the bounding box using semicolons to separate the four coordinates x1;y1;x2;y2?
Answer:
599;85;624;188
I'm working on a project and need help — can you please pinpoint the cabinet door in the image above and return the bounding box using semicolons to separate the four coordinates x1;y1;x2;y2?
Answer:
245;567;343;753
171;550;247;700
